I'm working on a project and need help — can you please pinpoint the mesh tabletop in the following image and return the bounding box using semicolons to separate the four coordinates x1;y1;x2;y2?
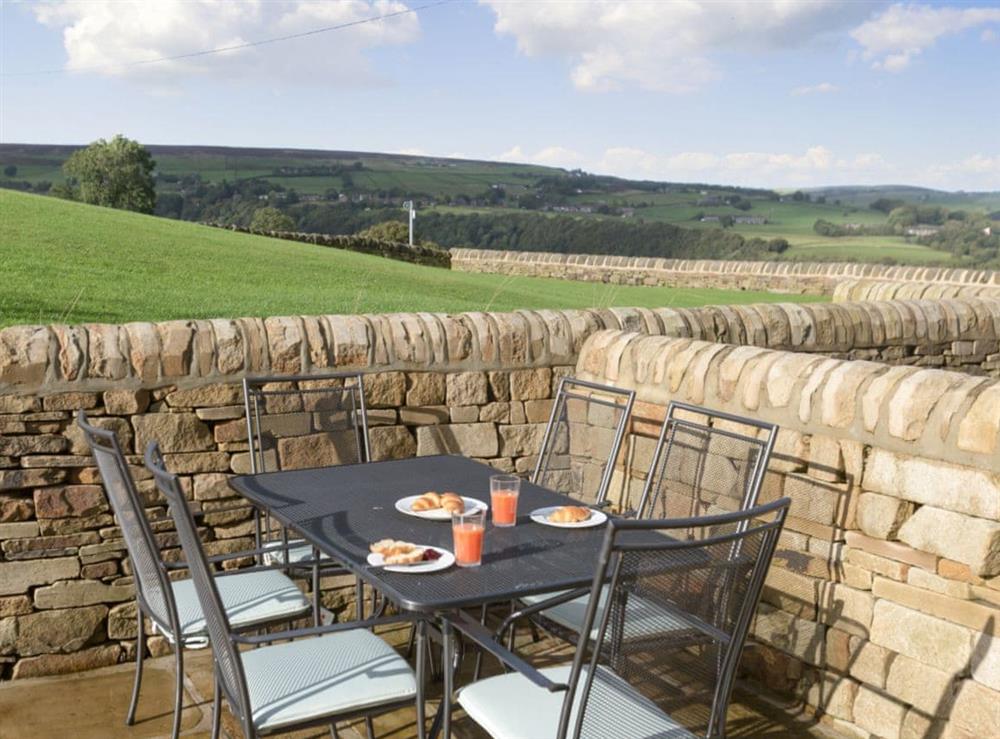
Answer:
230;455;616;613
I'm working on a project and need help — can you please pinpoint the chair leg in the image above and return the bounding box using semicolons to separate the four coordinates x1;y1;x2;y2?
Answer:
126;608;145;725
415;621;427;739
365;716;375;739
171;643;184;739
355;578;365;621
312;552;321;627
211;674;221;739
329;723;340;739
472;604;487;681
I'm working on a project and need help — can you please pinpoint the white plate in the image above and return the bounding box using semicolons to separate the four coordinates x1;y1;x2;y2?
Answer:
366;546;454;573
529;506;608;529
395;495;488;521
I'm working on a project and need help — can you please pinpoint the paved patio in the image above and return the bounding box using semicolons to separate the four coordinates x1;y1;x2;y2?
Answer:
0;621;841;739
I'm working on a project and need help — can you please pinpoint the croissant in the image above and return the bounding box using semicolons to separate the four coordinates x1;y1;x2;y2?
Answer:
440;494;465;514
384;548;425;565
371;539;413;555
548;506;591;524
410;497;438;511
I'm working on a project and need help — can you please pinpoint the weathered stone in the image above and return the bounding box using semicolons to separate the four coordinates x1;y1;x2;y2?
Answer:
819;582;874;637
848;636;894;689
0;521;39;539
898;506;1000;577
887;370;958;441
2;531;98;559
86;323;128;380
416;424;499;458
950;680;1000;737
195;404;244;421
264;316;303;374
12;644;121;679
449;405;479;423
277;432;362;468
398;406;449;425
752;604;825;666
192;473;233;501
853;684;905;739
156;321;194;377
362;371;406;408
33;579;132;609
487;370;510;402
165;383;242;408
369;426;417;461
857;492;914;540
0;434;67;456
0;557;80;596
446;372;488;406
870;600;972;672
15;605;107;655
862;449;1000;519
907;567;971;598
406;373;445;406
0;494;34;521
971;633;1000;692
34;486;107;519
107;601;140;640
886;653;957;715
0;325;51;388
510;368;552;401
132;413;213;453
210;318;245;374
844;531;938;571
64;415;133;455
873;576;1000;636
498;424;546;458
957;383;1000;454
160;452;230;474
80;561;118;580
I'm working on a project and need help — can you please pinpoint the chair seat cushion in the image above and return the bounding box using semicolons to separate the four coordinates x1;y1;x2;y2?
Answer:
242;629;417;733
522;586;686;641
171;569;310;639
457;664;693;739
262;539;333;566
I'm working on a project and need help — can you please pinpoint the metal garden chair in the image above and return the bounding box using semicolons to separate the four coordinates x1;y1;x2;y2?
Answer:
77;411;312;739
532;377;636;506
454;497;791;739
504;401;778;649
145;442;424;739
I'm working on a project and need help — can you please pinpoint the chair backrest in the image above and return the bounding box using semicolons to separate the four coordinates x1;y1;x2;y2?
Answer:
76;411;179;636
145;442;255;736
243;372;370;474
636;401;777;522
560;498;790;739
532;377;635;505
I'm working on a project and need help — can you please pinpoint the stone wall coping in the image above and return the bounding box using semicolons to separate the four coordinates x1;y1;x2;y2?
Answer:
575;329;1000;473
834;279;1000;303
450;248;1000;287
4;298;1000;397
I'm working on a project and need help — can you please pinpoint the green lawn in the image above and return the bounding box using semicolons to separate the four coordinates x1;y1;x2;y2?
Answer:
0;190;823;329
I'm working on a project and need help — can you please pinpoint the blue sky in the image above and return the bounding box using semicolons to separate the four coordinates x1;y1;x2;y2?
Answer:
2;1;998;190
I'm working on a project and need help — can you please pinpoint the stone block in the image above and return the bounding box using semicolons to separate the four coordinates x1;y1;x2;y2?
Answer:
862;449;1000;519
399;406;449;425
33;486;107;519
449;406;479;423
853;684;905;739
362;372;406;408
857;493;914;541
971;633;1000;692
406;373;445;406
848;636;894;689
819;582;874;637
0;596;32;617
807;435;845;483
479;402;510;423
844;531;938;571
0;494;34;521
806;672;856;722
498;424;546;458
416;424;498;458
276;431;361;469
446;372;488;406
11;644;121;679
510;368;552;401
873;577;1000;636
132;413;214;454
0;557;80;596
161;452;230;474
0;470;67;492
752;603;825;666
957;383;1000;455
888;370;959;441
15;605;107;655
886;653;957;715
0;325;51;388
487;371;510;402
42;392;99;412
0;434;67;456
65;415;133;455
369;426;416;462
103;389;152;416
0;521;39;539
870;600;972;672
192;473;233;501
897;506;1000;577
33;580;132;609
907;567;971;599
195;404;244;421
949;680;1000;737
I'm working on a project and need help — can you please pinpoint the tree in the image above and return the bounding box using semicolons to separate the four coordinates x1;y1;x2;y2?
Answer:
358;220;409;242
250;206;295;231
63;135;156;213
3;165;17;177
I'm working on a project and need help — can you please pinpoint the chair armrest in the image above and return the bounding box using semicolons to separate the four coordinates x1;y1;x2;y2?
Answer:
232;613;417;645
496;586;591;639
451;611;568;693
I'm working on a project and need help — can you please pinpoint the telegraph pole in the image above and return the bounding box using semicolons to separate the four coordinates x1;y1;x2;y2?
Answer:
403;200;416;246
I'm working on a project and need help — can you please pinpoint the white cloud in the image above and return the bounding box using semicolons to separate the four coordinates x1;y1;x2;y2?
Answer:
982;28;998;43
791;82;839;96
496;145;585;169
479;0;873;93
31;0;420;84
851;3;1000;71
924;154;1000;189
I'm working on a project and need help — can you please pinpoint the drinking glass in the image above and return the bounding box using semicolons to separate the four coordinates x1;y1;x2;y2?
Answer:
452;509;485;567
490;474;521;527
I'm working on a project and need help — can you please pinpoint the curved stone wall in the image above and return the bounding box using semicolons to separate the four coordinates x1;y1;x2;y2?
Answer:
575;329;1000;738
834;278;1000;303
451;248;1000;296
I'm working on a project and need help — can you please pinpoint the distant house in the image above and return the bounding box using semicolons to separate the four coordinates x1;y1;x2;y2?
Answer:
906;225;940;237
700;215;720;223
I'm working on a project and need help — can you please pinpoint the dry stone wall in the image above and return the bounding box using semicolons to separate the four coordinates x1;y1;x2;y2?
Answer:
834;278;1000;303
576;329;1000;739
451;248;1000;297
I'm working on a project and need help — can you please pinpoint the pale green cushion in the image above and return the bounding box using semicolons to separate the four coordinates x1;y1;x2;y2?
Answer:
170;569;310;639
522;586;686;641
458;664;693;739
262;539;333;566
242;629;417;732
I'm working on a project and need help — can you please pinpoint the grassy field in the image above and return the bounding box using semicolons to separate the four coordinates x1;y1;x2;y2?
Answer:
0;190;824;329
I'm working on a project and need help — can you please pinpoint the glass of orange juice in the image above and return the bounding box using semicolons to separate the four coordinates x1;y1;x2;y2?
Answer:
452;509;485;567
490;474;520;527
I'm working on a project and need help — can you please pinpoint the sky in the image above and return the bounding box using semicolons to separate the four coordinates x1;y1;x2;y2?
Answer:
1;0;998;190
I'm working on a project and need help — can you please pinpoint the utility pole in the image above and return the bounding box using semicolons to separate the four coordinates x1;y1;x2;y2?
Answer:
403;200;416;246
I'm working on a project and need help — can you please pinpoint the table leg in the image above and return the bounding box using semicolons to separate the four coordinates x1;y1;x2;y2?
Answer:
415;620;427;739
442;619;454;739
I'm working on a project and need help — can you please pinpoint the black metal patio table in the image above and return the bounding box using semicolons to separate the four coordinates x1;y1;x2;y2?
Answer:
229;454;613;737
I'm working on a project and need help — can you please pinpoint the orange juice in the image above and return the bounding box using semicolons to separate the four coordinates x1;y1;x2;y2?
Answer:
452;522;484;567
491;490;519;527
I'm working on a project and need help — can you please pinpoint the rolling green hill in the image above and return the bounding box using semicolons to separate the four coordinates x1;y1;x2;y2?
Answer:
0;190;822;329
